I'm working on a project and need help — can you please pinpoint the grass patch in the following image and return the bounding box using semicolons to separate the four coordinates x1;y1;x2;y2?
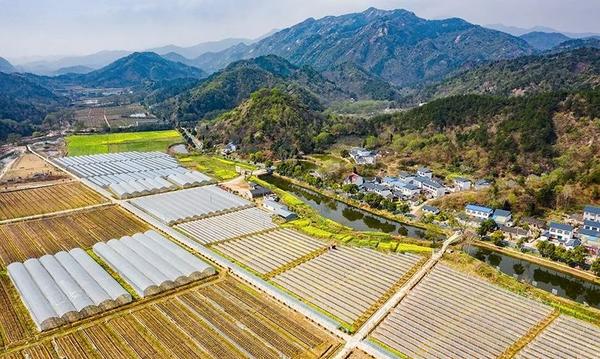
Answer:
66;130;183;156
369;338;409;359
177;154;256;181
443;251;600;325
86;249;140;300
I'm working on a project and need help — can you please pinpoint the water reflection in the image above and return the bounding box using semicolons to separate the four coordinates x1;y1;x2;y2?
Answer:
261;175;425;238
465;245;600;308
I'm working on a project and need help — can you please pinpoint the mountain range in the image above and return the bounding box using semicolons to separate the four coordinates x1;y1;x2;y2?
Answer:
192;8;535;88
0;57;16;73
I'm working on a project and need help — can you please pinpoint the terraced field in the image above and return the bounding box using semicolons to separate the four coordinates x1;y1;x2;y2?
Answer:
176;207;277;245
516;315;600;359
273;246;425;326
212;228;329;275
371;264;556;359
0;276;339;358
0;182;107;221
0;206;148;266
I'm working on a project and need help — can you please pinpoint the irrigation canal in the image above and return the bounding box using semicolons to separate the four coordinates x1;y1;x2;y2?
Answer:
262;175;600;308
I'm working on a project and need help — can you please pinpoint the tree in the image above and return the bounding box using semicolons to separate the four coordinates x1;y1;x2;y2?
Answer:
592;258;600;277
342;184;359;194
363;192;384;208
340;149;350;158
477;219;497;236
490;231;506;247
396;202;410;213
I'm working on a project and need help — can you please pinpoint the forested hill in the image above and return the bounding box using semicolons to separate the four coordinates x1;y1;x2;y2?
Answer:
193;7;533;88
420;48;600;100
201;88;327;158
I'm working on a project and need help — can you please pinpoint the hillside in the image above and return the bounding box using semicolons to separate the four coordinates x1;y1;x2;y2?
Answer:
549;38;600;53
158;55;347;123
202;88;326;158
0;57;16;73
194;8;534;88
520;31;571;50
322;62;403;101
75;52;207;87
422;48;600;99
0;72;65;141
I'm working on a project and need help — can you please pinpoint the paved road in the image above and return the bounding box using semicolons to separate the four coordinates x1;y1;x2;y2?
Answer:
334;232;462;359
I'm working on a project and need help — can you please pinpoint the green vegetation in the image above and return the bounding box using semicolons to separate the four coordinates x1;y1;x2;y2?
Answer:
251;176;434;254
536;240;588;268
66;130;183;155
204;88;326;158
177;154;256;181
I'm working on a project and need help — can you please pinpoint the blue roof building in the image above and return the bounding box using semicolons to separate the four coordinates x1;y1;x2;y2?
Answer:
465;204;494;219
584;205;600;222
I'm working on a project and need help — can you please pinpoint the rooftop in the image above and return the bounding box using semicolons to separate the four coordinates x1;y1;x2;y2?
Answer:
465;204;494;214
549;222;574;232
493;209;512;218
584;205;600;215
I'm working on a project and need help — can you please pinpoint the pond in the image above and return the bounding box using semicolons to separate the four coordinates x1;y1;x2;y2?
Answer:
261;175;427;239
464;244;600;308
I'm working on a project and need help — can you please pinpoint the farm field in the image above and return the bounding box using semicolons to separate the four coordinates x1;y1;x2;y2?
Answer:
0;276;339;358
0;205;149;267
370;264;556;359
178;154;257;181
0;275;35;348
273;246;425;328
0;153;69;189
212;228;329;275
176;207;278;245
516;315;600;359
73;104;159;129
66;130;183;156
130;185;252;225
0;182;107;221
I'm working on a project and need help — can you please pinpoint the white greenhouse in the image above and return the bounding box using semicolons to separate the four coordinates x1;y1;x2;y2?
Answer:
7;249;132;331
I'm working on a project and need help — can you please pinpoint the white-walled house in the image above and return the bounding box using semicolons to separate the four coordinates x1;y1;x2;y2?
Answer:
454;177;472;191
548;222;574;242
465;204;494;220
413;176;445;198
584;205;600;222
349;148;377;165
474;179;492;190
492;209;513;226
417;167;433;179
344;173;364;186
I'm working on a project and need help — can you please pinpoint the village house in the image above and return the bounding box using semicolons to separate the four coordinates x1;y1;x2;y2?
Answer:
584;205;600;222
245;182;272;199
500;225;529;240
363;182;393;199
221;142;237;155
417;167;433;179
580;219;600;254
413;176;446;198
349;148;377;165
344;173;364;186
474;179;492;190
548;222;574;242
492;209;513;226
422;205;440;216
454;177;472;191
398;171;416;183
522;217;547;231
263;199;297;221
465;204;494;220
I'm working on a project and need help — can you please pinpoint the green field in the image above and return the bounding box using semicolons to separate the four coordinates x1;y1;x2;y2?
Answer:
66;130;184;156
178;154;257;181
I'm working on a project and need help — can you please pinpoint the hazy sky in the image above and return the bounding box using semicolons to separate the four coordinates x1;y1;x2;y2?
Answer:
3;0;599;61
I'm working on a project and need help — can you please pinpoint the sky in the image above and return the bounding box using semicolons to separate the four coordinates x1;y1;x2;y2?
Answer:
2;0;599;61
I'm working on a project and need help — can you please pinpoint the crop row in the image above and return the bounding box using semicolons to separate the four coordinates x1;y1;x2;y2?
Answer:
371;265;555;359
0;182;106;221
0;276;32;348
213;228;328;274
0;206;148;267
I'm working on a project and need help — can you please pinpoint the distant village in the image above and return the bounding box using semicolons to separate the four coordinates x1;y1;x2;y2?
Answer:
343;147;600;261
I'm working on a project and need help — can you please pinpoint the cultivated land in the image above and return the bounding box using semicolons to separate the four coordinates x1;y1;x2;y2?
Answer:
370;264;556;359
273;246;426;328
0;182;107;221
516;315;600;359
0;276;339;358
0;153;69;188
0;275;35;348
212;228;330;275
178;154;257;181
66;130;184;156
73;104;159;129
0;206;148;267
176;207;277;245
